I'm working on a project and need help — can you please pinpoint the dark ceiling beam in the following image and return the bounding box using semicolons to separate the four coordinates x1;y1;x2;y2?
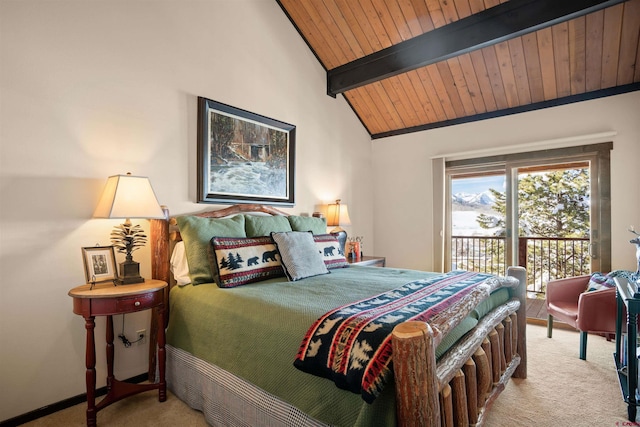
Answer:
327;0;627;97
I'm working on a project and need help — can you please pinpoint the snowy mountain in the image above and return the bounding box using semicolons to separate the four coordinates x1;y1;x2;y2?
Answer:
451;191;501;236
452;191;497;207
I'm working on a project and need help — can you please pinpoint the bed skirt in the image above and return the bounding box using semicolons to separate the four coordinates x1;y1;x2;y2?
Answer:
167;345;329;427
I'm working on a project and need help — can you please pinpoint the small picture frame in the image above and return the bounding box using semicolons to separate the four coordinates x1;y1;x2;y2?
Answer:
82;246;118;284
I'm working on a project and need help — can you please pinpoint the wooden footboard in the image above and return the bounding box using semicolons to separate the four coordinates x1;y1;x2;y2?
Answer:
392;267;527;427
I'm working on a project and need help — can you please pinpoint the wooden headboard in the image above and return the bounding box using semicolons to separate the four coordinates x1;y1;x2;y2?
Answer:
150;204;288;285
149;203;346;288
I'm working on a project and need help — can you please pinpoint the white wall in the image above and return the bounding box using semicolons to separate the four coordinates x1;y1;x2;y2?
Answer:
373;91;640;272
0;0;373;421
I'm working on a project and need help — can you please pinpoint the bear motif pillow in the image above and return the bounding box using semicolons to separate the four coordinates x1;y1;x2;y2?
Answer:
314;234;349;269
210;236;285;288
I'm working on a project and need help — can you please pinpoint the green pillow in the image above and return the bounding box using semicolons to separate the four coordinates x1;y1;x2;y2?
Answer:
176;215;246;285
245;215;292;237
288;215;327;234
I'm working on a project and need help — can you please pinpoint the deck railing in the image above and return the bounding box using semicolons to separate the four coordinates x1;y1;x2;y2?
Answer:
451;235;590;297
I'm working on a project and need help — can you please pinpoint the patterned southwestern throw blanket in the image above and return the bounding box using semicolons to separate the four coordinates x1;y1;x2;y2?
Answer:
294;270;495;403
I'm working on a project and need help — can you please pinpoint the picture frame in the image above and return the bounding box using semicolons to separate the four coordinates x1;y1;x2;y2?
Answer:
197;97;296;206
82;246;118;284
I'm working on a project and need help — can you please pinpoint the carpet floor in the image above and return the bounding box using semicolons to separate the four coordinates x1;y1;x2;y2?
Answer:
486;324;629;426
20;324;632;426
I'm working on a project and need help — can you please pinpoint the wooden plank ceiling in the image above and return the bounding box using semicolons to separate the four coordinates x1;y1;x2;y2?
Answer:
277;0;640;139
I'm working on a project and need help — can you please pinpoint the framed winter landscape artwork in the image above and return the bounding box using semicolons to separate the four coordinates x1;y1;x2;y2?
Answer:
197;97;296;206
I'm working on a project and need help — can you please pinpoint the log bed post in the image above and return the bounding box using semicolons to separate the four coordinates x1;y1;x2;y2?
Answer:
439;384;453;427
462;359;478;424
392;321;441;427
148;207;169;381
503;316;513;364
507;266;527;378
495;323;506;373
472;347;491;411
450;370;468;426
392;267;527;427
488;329;501;383
510;313;518;362
151;206;170;284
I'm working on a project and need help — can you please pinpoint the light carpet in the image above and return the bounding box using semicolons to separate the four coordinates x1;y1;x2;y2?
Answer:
486;324;630;426
20;324;632;426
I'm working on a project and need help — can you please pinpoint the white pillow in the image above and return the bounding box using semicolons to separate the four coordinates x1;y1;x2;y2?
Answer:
170;241;191;286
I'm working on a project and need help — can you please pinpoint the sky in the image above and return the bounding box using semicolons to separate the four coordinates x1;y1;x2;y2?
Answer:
452;175;505;194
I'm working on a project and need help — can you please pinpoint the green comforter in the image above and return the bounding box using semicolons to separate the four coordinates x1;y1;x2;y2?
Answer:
167;266;439;426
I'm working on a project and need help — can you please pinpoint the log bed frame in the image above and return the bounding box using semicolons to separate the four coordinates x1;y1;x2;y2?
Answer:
149;204;527;427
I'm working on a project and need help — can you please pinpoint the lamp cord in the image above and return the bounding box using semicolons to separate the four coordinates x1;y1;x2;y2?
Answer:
117;314;143;347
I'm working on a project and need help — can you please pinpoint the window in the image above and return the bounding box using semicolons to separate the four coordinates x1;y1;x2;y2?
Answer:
433;143;612;296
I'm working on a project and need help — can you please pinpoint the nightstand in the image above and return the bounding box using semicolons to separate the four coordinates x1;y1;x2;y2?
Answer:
69;279;167;427
348;256;386;267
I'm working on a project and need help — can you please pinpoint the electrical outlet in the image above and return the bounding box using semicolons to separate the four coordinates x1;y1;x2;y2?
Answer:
136;329;147;345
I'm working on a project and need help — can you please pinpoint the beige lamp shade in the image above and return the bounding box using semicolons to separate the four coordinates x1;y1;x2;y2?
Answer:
326;199;351;232
93;173;164;219
93;173;163;285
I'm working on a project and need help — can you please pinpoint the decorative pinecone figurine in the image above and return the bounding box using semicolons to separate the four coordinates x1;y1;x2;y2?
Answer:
110;221;147;262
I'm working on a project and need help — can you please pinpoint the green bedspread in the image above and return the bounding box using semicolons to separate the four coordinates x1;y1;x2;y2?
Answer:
166;266;508;426
167;266;437;426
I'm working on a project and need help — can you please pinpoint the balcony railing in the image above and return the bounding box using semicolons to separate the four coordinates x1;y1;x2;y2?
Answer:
451;235;590;297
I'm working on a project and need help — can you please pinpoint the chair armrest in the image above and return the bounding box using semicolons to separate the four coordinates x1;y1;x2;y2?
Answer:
576;287;617;333
546;275;591;305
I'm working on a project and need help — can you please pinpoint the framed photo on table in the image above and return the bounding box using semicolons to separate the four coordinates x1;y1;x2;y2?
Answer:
197;97;296;206
82;246;118;284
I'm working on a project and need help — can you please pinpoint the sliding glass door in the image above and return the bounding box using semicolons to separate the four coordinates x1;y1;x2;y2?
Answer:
445;143;611;297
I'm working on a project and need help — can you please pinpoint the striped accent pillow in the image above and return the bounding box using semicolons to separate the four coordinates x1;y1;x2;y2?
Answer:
210;236;285;288
271;231;329;281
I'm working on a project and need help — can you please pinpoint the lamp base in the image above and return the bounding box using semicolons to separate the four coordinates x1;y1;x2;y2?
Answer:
117;276;145;285
117;259;145;285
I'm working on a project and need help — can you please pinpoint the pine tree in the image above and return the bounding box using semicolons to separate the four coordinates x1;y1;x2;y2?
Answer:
234;252;244;266
473;168;590;293
210;113;236;163
227;252;238;270
476;169;589;238
476;189;507;236
227;252;244;270
517;168;589;238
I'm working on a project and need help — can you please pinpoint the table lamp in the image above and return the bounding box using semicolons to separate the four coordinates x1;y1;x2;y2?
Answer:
93;173;164;284
326;199;351;233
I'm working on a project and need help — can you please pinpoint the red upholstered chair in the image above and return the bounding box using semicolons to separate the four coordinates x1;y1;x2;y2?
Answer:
546;275;617;360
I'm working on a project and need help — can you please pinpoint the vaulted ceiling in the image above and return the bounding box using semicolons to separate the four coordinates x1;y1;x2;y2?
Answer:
277;0;640;139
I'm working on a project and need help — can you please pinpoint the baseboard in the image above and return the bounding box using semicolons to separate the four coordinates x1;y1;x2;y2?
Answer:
0;373;149;427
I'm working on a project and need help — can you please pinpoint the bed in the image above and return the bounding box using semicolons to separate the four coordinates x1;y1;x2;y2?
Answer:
149;204;527;427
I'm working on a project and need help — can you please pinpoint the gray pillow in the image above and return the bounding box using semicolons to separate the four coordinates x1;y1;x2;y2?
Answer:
271;231;329;281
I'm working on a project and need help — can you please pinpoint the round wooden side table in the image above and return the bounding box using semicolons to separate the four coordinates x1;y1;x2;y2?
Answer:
69;280;167;426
